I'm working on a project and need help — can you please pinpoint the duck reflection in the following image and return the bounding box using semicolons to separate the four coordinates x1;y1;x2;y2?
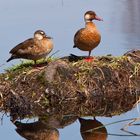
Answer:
79;117;107;140
12;115;78;140
13;120;59;140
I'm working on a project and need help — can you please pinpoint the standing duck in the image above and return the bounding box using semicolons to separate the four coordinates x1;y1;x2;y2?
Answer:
73;11;103;59
7;30;53;64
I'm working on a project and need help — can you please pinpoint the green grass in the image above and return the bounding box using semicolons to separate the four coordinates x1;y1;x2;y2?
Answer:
5;57;57;72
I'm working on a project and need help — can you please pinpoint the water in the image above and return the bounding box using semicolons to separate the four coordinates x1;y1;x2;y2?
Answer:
0;0;140;139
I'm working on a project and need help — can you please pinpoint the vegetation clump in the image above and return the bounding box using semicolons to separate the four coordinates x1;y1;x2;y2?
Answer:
0;50;140;120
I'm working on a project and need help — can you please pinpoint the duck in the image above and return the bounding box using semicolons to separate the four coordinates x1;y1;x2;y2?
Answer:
79;117;107;140
7;30;53;64
73;11;103;59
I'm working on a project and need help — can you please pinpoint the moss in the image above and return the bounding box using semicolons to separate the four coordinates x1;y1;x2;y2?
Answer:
6;61;34;72
5;57;57;72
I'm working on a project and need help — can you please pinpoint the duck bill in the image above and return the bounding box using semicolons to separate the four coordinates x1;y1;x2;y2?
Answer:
46;36;53;39
95;15;103;21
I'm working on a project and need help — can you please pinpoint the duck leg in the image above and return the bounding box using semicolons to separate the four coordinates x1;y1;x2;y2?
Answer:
88;50;91;57
84;50;94;62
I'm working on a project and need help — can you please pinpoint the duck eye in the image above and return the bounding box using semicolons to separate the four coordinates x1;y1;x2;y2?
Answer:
40;31;44;35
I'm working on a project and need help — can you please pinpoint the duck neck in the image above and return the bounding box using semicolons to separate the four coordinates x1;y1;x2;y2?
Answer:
85;21;96;28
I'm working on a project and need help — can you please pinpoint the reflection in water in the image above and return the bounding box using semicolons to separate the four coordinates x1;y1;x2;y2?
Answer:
13;120;59;140
12;115;78;140
110;0;140;50
79;117;107;140
121;0;140;49
121;0;140;35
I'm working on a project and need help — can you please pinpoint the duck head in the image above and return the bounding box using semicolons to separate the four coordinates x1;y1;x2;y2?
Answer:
34;30;46;40
84;11;103;22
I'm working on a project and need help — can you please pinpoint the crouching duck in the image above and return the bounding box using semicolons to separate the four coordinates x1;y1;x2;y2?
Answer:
7;30;53;64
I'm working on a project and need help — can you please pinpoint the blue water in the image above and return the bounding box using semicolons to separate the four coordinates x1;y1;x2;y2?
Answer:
0;0;140;139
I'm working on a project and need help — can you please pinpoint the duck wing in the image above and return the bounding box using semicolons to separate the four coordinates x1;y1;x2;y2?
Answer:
10;38;34;54
73;28;84;48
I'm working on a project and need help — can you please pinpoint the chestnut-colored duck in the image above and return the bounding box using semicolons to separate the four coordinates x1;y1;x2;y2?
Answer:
73;11;103;58
7;30;53;63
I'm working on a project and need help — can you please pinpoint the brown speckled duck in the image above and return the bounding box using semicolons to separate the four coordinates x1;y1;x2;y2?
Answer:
73;11;103;59
7;30;53;63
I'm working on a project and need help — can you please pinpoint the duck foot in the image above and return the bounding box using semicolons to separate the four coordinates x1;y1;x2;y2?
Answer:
84;56;94;62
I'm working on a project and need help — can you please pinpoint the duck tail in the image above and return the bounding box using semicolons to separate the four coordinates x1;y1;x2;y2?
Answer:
6;55;15;62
